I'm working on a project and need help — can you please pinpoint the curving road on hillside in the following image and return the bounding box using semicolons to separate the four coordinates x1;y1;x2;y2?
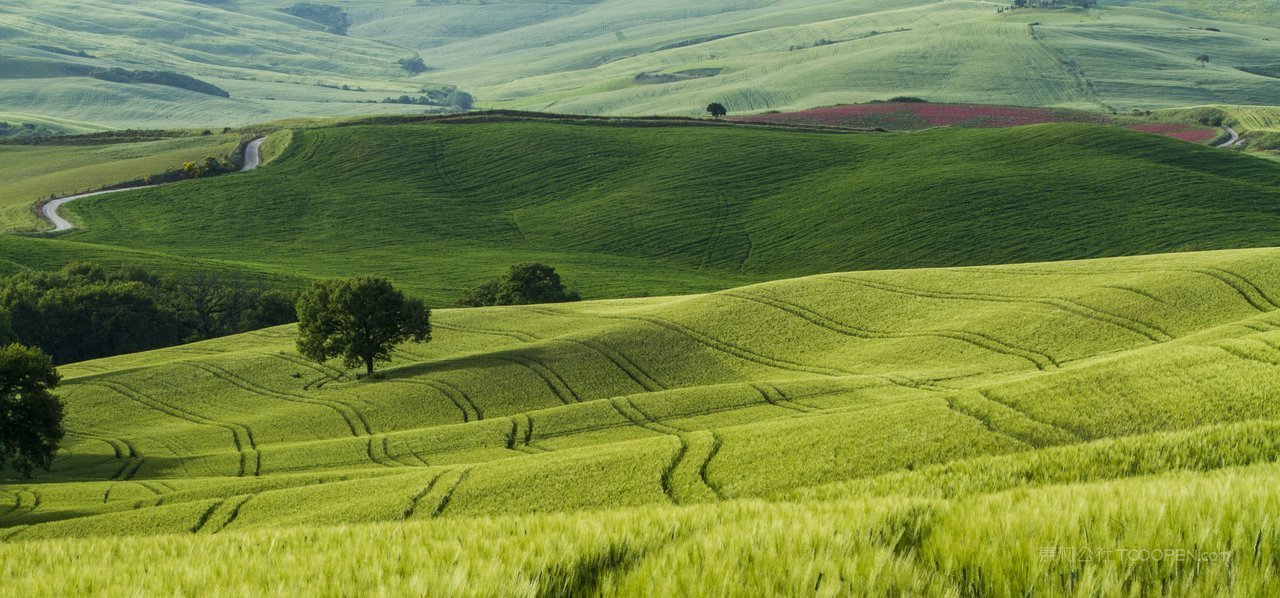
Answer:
40;137;266;233
1214;126;1241;148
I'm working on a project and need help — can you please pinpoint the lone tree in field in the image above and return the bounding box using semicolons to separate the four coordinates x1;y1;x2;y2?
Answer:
0;343;64;478
1196;54;1211;67
296;278;431;375
707;102;728;118
456;263;581;307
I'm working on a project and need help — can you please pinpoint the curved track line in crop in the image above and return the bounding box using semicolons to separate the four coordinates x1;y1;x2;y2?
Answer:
205;494;253;534
494;354;579;404
403;470;448;519
434;321;540;343
521;306;944;393
726;290;1059;370
186;361;371;436
82;380;260;477
828;276;1172;342
659;436;689;504
40;138;265;233
270;353;346;390
430;468;474;518
561;339;665;393
65;430;136;460
749;382;814;413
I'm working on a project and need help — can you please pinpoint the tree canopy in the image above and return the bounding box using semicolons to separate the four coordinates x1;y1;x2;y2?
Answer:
707;102;728;118
0;262;298;364
297;277;431;375
0;343;63;478
456;263;581;307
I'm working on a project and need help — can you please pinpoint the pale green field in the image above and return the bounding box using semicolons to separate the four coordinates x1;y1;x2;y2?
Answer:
4;247;1280;593
3;0;1280;128
0;134;241;232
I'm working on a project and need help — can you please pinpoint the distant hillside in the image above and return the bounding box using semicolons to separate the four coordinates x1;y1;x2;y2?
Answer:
3;1;1280;128
4;117;1274;303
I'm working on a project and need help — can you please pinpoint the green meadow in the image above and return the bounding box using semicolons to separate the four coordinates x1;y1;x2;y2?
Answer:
4;246;1280;594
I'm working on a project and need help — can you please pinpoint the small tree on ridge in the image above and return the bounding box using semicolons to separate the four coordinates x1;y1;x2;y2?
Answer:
296;278;431;375
707;102;728;118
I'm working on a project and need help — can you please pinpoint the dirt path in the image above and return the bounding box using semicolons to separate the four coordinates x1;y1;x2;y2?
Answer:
40;137;266;233
1214;126;1241;148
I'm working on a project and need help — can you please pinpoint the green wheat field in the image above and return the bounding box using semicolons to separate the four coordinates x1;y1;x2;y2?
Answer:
3;0;1280;595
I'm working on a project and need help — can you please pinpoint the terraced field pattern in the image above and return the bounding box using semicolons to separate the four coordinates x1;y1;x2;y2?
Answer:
4;244;1280;594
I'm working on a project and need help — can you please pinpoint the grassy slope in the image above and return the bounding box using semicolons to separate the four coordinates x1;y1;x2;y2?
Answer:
0;134;241;232
22;119;1280;304
3;247;1280;593
4;1;1280;128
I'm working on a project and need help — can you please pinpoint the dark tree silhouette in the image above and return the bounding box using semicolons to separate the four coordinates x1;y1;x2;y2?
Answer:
707;102;728;118
0;343;63;478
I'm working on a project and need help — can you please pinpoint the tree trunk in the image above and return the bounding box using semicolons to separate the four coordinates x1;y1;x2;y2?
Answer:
365;355;375;376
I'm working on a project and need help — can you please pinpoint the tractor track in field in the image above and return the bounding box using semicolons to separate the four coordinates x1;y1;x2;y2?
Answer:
66;430;137;460
392;378;484;422
434;321;540;343
186;361;372;436
495;354;580;404
270;353;346;390
521;306;950;393
563;338;666;392
39;137;265;233
827;276;1173;342
750;382;816;413
83;380;261;477
725;290;1059;370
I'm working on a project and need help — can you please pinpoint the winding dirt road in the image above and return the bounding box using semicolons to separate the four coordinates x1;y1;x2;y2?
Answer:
40;137;266;233
1214;126;1241;148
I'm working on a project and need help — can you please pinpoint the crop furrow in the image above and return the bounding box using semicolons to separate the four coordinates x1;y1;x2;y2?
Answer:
393;379;472;422
366;437;397;468
187;362;370;436
730;290;1056;370
84;380;260;477
659;436;689;504
944;398;1030;447
496;355;578;404
271;353;344;390
121;459;145;481
568;339;665;392
190;500;224;534
65;430;131;459
203;495;253;535
750;383;812;413
1194;268;1280;312
977;390;1088;441
608;398;683;435
697;432;726;500
830;276;1171;342
431;468;473;518
402;470;447;519
434;321;540;343
1215;344;1280;367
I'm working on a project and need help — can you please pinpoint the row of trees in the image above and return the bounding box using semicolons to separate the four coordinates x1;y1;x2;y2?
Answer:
0;263;296;364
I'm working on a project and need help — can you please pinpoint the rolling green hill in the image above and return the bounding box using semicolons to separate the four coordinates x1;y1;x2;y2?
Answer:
3;0;1280;129
3;247;1280;594
12;117;1279;304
